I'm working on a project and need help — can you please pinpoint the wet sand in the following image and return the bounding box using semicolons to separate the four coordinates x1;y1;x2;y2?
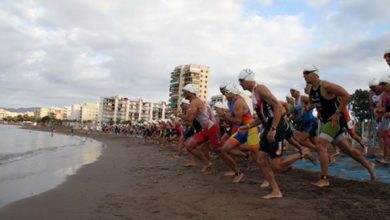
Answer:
1;126;389;220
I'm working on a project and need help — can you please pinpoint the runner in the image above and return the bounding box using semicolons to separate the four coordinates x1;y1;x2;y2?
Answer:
303;65;375;187
175;99;201;167
181;84;225;174
238;69;312;199
219;84;258;183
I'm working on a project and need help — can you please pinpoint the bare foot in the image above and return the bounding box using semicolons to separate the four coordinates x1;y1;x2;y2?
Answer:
375;158;389;166
223;170;235;177
201;163;213;173
183;162;196;167
311;179;330;188
232;173;244;183
173;154;182;159
303;149;317;165
261;191;283;199
260;180;270;188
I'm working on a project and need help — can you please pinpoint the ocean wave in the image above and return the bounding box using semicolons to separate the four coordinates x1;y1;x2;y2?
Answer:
0;141;87;165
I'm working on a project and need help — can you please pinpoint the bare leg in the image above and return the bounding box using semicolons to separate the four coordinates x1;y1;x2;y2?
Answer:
337;139;376;180
250;151;269;187
270;154;301;171
216;151;243;182
312;137;330;187
257;152;282;199
185;139;211;171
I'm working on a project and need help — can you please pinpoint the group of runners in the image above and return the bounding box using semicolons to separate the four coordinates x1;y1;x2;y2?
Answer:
158;50;390;199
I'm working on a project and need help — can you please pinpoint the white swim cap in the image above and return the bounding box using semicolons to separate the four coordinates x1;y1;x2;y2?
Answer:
180;98;190;105
225;84;240;95
379;75;390;84
238;69;255;81
182;84;197;94
219;81;228;89
303;65;319;74
368;78;379;87
215;102;228;110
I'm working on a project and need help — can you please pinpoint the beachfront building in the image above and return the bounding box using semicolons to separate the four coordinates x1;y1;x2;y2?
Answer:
99;96;130;124
63;106;71;120
80;102;99;123
69;104;81;121
152;101;166;121
99;96;166;124
128;99;166;122
0;109;15;119
209;94;226;109
169;64;210;109
34;107;64;120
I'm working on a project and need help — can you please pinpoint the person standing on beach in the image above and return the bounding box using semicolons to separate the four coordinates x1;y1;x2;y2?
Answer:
303;65;376;187
181;84;225;174
50;124;55;137
238;69;312;199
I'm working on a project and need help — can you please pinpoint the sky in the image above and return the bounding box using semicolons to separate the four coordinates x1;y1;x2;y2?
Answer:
0;0;389;108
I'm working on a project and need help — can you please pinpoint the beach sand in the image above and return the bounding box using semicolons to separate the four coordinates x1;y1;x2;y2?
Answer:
0;126;389;219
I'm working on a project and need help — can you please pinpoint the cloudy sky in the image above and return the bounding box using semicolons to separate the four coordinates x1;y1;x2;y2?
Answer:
0;0;389;108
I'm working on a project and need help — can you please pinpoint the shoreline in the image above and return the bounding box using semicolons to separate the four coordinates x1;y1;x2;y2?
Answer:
1;126;389;219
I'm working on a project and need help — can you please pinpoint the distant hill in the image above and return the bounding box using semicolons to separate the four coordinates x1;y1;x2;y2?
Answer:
0;107;38;113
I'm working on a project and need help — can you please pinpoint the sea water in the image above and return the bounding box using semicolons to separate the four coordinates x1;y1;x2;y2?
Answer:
0;125;103;208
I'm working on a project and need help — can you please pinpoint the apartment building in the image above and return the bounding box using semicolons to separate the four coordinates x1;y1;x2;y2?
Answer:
99;96;166;124
80;102;99;122
34;107;64;120
169;64;210;109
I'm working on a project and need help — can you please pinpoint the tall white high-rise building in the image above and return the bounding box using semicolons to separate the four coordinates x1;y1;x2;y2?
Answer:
169;64;210;109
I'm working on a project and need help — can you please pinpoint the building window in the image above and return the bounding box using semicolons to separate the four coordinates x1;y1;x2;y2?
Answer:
205;76;208;78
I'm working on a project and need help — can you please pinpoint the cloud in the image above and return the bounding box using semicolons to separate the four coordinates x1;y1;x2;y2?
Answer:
0;0;388;108
304;0;330;8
